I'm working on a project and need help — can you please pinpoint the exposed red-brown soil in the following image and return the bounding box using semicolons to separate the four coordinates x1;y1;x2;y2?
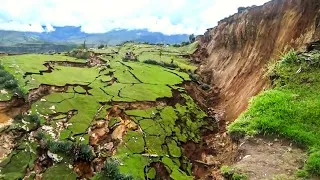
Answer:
194;0;320;121
186;0;320;179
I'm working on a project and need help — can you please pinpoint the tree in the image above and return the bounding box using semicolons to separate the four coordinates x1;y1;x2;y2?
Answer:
189;34;195;43
181;41;190;46
238;7;247;13
98;44;104;49
83;40;86;49
105;38;111;48
78;40;87;49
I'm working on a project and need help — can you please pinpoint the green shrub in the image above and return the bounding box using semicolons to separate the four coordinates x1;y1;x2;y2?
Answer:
0;70;8;77
221;165;234;178
238;7;247;13
143;59;178;69
181;41;190;46
189;73;200;82
4;79;18;89
14;114;40;125
305;150;320;175
74;144;94;161
68;50;89;59
98;45;104;49
200;83;211;91
232;173;248;180
0;65;24;97
43;135;94;162
221;166;248;180
100;160;119;178
143;59;158;65
35;131;46;140
296;169;308;178
47;140;60;153
189;34;195;43
13;88;25;97
280;49;298;64
97;159;134;180
28;114;40;124
47;140;73;153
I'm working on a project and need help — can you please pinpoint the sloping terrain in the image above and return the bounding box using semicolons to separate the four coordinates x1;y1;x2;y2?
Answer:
229;47;320;179
186;0;320;179
194;0;320;121
0;43;211;179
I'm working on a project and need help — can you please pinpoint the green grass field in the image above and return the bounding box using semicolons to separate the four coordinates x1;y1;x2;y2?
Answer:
228;49;320;178
0;43;203;180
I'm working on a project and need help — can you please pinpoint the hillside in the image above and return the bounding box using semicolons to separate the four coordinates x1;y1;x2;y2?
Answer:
0;27;189;46
194;0;320;121
229;45;320;179
191;0;320;179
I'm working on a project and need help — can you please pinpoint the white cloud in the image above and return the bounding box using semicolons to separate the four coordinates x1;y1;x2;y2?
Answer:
0;21;44;32
44;23;55;32
0;0;270;35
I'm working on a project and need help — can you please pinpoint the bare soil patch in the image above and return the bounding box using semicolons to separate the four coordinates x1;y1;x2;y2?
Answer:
234;136;307;180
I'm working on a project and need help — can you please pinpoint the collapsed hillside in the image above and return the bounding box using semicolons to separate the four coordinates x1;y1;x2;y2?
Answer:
0;43;213;180
194;0;320;121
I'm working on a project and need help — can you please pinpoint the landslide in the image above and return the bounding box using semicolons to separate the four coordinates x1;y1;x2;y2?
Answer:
194;0;320;121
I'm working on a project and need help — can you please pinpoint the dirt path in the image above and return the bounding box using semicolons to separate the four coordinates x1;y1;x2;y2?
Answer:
234;136;307;180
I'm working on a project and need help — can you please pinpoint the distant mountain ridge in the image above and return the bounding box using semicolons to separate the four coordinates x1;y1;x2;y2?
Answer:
0;27;189;46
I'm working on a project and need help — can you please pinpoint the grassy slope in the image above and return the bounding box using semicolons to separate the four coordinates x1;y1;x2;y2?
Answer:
228;50;320;177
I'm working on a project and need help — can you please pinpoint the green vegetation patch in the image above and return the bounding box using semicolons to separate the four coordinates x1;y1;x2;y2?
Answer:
117;94;207;179
92;159;134;180
117;154;149;180
32;93;101;137
220;166;248;180
0;54;82;91
32;66;99;86
138;51;196;72
119;84;173;101
228;49;320;177
0;64;24;100
125;62;186;85
162;157;193;180
42;163;77;180
0;142;37;180
117;130;145;154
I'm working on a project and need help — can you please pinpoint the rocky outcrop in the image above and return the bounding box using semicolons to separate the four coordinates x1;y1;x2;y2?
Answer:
194;0;320;121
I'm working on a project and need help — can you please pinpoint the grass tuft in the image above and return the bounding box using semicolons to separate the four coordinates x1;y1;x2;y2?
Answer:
95;159;134;180
220;166;248;180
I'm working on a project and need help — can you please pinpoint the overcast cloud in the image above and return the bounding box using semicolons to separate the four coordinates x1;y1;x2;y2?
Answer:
0;0;270;35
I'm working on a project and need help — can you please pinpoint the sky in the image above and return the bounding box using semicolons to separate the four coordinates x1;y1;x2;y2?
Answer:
0;0;270;35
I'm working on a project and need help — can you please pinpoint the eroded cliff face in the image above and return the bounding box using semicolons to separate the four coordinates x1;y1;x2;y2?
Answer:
195;0;320;121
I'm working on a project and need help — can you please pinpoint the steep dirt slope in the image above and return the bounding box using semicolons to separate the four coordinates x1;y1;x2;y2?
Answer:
194;0;320;121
